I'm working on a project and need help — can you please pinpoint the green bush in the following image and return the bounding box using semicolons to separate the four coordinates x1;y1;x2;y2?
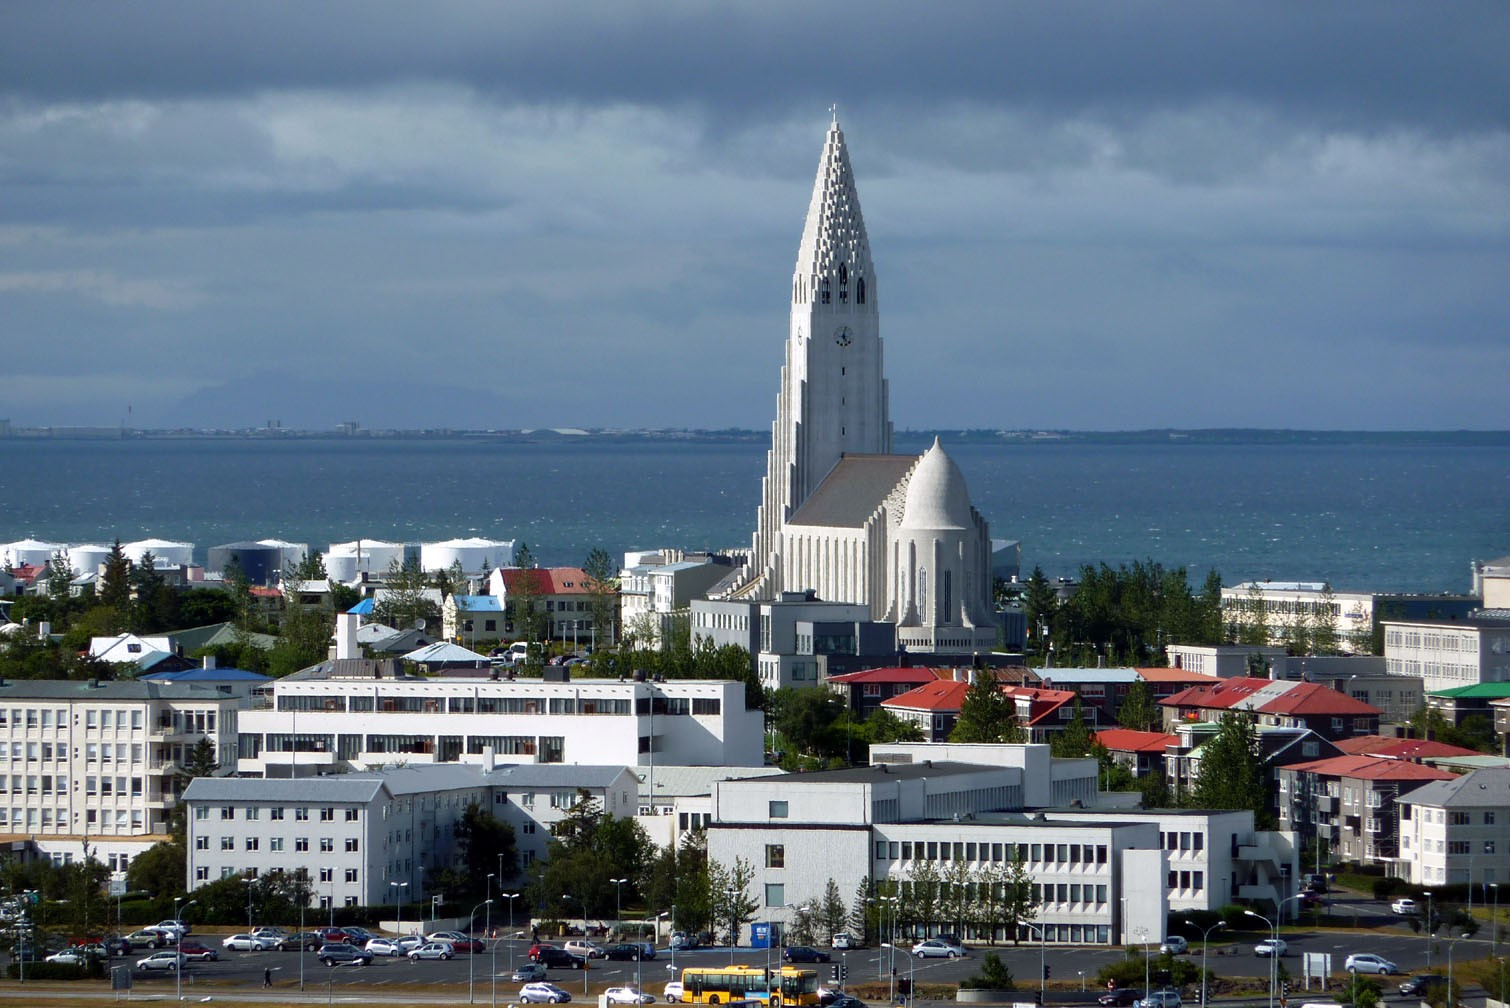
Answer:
5;958;106;980
960;952;1015;991
1370;877;1410;900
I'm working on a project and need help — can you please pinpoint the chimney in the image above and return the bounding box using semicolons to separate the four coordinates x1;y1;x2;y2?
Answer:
483;745;496;773
202;654;217;670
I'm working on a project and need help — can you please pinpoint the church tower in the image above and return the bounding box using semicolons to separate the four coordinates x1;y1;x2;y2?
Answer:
733;114;891;600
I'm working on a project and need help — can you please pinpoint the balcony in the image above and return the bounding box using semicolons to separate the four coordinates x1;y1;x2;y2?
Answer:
1238;839;1284;869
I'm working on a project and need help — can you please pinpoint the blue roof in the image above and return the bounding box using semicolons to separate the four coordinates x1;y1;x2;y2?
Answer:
140;667;271;683
452;595;503;612
348;597;375;615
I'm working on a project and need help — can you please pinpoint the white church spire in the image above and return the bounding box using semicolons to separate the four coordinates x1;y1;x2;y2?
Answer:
793;115;876;315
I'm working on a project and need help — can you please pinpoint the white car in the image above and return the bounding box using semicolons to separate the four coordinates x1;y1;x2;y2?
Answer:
664;981;684;1003
831;933;853;950
1159;936;1188;955
1391;898;1419;915
1254;938;1288;958
606;986;656;1004
222;933;277;951
912;938;966;959
46;949;91;965
136;950;187;971
365;937;405;957
1345;953;1397;975
521;981;573;1003
564;940;607;959
408;941;455;960
154;919;191;937
394;934;426;952
1137;992;1182;1008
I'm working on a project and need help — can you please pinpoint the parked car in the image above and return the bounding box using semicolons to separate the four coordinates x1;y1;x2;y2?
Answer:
448;936;486;953
604;943;647;961
1159;936;1188;955
1137;991;1182;1008
154;919;191;937
538;947;588;969
1254;938;1288;958
279;932;325;952
223;933;277;952
669;932;694;951
125;928;173;950
317;926;360;944
1100;989;1143;1006
1392;898;1420;916
429;930;470;943
1399;974;1448;997
136;950;187;971
564;940;606;959
343;926;379;944
46;948;95;965
521;981;574;1003
606;986;656;1004
1305;873;1329;893
784;945;831;963
409;941;456;961
528;942;558;961
664;981;685;1003
317;943;374;966
365;938;405;957
830;933;854;950
911;938;966;959
394;934;426;952
178;941;220;962
514;961;549;982
1345;953;1397;975
828;997;868;1008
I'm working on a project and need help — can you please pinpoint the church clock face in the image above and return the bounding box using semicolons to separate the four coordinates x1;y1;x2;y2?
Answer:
834;325;852;347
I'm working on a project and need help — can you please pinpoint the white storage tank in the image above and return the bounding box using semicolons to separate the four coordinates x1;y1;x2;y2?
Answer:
420;537;516;575
123;538;194;567
257;539;309;574
325;539;405;582
3;539;65;569
65;544;113;574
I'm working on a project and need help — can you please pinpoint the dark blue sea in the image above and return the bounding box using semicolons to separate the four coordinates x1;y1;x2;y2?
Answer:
1;434;1505;594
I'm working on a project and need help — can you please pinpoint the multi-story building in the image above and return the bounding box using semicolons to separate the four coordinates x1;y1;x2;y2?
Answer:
1275;755;1456;869
487;567;601;648
1166;644;1288;679
1159;676;1382;741
484;763;641;870
620;552;732;649
0;679;241;875
1396;767;1510;886
1424;682;1510;727
1222;582;1375;651
692;593;878;690
234;663;763;777
1385;614;1510;693
441;594;505;644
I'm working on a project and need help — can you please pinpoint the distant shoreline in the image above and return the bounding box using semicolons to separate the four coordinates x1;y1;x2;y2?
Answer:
2;426;1508;447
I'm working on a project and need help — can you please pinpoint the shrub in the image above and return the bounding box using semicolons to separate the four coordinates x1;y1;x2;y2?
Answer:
960;952;1015;991
5;959;106;980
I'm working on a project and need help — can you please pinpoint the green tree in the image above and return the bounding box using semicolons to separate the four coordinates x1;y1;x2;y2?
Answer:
97;540;133;631
1189;711;1274;828
1000;852;1038;943
950;672;1023;743
1022;566;1058;651
960;952;1015;990
127;840;186;901
1117;679;1158;732
1235;582;1269;647
817;878;847;945
373;556;440;632
266;602;334;677
1311;584;1340;655
289;550;329;583
708;856;759;946
1050;698;1095;757
582;547;618;649
862;707;924;746
428;802;518;900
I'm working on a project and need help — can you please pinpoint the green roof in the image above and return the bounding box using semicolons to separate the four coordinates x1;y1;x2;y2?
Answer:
1426;683;1510;699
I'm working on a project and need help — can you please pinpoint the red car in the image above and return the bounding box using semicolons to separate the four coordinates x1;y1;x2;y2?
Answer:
528;942;558;961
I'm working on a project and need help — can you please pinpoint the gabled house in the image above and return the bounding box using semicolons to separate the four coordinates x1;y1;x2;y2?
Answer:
1333;735;1482;762
88;633;195;673
1276;754;1456;869
826;666;949;718
1167;723;1343;812
1095;728;1178;779
442;594;505;643
881;679;968;741
1160;676;1382;741
488;567;599;647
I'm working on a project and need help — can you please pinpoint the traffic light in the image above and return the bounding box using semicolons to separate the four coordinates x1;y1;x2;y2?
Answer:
1043;964;1051;980
830;965;841;983
898;979;912;999
839;964;848;981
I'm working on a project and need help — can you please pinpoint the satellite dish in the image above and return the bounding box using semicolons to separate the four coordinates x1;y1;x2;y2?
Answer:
411;618;426;631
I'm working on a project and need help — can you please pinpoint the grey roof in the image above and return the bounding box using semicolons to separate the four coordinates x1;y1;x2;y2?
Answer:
738;760;990;786
636;764;785;798
1036;668;1142;684
484;764;634;789
1398;767;1510;808
0;679;226;701
787;454;917;529
184;763;489;804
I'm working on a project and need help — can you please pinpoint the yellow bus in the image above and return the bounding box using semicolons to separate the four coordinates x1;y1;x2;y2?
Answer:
680;965;822;1007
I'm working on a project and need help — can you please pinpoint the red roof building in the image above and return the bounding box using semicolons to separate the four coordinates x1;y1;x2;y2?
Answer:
490;567;593;641
1333;735;1482;762
1159;676;1382;741
1094;728;1177;778
1276;753;1458;868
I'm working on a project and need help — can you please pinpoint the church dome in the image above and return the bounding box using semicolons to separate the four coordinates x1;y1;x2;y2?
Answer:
900;437;974;530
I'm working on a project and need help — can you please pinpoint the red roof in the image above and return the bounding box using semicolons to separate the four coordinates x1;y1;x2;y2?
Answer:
10;563;44;583
1002;685;1077;726
1136;667;1222;685
829;667;948;684
1160;676;1382;718
882;680;969;712
1095;728;1178;753
1333;735;1481;760
249;585;283;598
498;567;590;595
1278;754;1458;782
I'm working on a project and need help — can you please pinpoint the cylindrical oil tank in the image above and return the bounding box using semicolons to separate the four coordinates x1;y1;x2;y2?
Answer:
206;541;283;585
420;537;516;575
65;544;113;574
3;539;64;569
124;538;195;567
257;539;310;575
325;539;405;582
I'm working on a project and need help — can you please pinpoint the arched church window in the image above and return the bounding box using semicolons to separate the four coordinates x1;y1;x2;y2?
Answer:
821;277;831;304
857;277;866;304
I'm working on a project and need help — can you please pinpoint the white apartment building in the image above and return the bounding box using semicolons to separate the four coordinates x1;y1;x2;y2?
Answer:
1166;644;1288;679
234;664;763;776
619;552;733;649
692;594;875;690
706;743;1296;947
1396;767;1510;887
0;679;241;874
1221;582;1374;651
1384;615;1510;693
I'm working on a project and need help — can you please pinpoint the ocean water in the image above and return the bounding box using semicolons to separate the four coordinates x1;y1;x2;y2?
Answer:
0;435;1505;594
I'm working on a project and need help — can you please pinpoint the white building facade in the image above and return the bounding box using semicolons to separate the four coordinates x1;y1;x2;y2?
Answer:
1383;616;1510;692
1397;767;1510;887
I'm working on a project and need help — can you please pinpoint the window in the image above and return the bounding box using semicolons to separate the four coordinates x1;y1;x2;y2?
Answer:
769;801;788;819
765;883;784;907
245;807;259;821
195;836;208;850
295;838;309;852
766;844;785;868
245;837;259;851
194;806;209;820
270;837;284;852
295;808;309;821
319;868;333;883
320;838;333;852
220;836;234;851
221;806;235;820
346;808;359;821
271;808;284;821
345;868;358;883
320;807;335;822
1487;812;1497;826
345;838;359;852
196;866;208;882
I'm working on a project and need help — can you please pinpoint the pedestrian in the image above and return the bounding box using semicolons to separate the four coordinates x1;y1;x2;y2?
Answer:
532;925;539;943
263;967;272;988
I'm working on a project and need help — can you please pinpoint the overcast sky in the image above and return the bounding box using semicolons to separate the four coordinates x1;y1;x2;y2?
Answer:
3;1;1507;431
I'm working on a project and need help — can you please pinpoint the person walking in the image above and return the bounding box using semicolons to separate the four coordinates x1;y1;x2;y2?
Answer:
263;967;272;988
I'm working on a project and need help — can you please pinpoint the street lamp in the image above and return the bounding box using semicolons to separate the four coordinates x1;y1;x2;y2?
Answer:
725;888;739;966
1446;932;1471;1008
1186;920;1225;1008
563;894;587;994
327;958;363;1008
243;875;256;932
1020;922;1047;1007
880;943;917;1006
611;877;629;940
1244;910;1275;1008
390;881;409;939
501;892;521;972
174;897;199;1004
469;899;493;1004
1134;926;1150;1008
1492;882;1500;957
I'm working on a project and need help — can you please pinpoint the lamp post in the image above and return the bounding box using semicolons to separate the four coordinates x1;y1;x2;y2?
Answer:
299;869;308;991
469;899;493;1004
328;958;362;1008
174;898;199;1004
1244;910;1275;1008
502;892;521;973
390;881;409;939
611;877;628;940
1492;883;1500;957
243;876;256;932
725;888;739;966
1134;926;1150;1008
1021;922;1047;1007
881;943;917;1006
485;877;496;1008
1188;921;1225;1008
1427;891;1436;969
1446;933;1469;1008
563;894;587;995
